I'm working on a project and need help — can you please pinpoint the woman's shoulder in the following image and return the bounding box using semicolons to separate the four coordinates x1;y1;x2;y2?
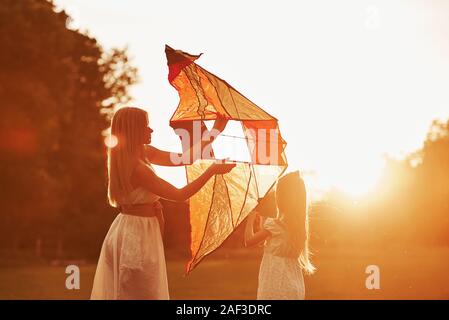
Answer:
127;160;160;204
130;159;157;189
133;159;155;176
139;158;156;172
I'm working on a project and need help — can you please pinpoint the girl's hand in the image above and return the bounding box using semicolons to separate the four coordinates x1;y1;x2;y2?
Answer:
258;215;265;230
248;210;257;217
246;210;258;223
244;210;271;247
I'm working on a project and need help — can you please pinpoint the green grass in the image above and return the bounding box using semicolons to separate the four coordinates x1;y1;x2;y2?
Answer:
1;247;448;299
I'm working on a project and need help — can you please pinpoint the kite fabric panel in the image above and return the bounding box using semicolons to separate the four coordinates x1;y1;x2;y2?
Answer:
165;45;288;273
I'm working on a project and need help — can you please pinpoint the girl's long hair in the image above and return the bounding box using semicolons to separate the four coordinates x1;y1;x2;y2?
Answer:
107;107;148;207
276;171;315;275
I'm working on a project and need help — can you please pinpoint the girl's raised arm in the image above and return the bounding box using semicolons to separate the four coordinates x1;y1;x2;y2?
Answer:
244;212;271;247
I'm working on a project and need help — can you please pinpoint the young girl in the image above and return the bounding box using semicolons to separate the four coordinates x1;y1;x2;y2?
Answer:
244;171;315;300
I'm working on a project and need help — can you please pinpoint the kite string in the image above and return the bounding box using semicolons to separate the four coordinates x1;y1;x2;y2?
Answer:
217;133;275;143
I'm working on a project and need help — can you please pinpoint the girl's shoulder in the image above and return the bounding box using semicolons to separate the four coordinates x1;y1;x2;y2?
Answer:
263;217;284;236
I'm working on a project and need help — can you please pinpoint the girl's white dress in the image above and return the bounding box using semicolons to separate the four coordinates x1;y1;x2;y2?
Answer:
257;217;305;300
90;171;169;300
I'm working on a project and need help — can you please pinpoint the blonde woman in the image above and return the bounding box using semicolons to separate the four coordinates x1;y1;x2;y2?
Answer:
91;107;234;300
244;171;315;300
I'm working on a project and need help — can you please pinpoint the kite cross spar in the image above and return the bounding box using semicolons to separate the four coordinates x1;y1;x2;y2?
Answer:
165;45;288;273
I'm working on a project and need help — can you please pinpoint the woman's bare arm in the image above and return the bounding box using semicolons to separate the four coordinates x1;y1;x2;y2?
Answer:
131;161;235;202
145;115;229;166
144;145;184;167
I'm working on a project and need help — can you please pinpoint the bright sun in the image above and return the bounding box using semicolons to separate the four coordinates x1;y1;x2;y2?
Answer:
301;155;384;200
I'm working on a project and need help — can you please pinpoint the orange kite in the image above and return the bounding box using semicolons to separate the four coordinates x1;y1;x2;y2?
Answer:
165;45;288;273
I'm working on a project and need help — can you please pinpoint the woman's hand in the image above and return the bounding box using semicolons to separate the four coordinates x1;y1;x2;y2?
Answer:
153;200;165;236
209;162;236;175
211;113;228;135
132;158;235;202
153;200;163;214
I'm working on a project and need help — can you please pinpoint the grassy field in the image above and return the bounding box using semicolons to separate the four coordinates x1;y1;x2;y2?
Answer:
1;247;448;299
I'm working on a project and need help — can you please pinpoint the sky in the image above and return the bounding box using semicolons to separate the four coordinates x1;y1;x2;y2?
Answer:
54;0;449;198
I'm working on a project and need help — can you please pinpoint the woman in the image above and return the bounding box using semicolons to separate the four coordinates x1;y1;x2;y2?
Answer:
244;171;315;299
91;107;234;300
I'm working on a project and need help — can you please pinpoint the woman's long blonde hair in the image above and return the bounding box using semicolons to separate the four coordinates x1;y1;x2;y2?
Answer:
107;107;149;207
276;171;315;275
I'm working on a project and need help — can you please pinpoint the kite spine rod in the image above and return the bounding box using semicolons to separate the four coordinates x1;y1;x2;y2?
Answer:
213;133;284;144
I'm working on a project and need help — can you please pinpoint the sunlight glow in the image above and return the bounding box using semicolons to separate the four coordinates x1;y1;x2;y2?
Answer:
55;0;449;198
104;134;118;148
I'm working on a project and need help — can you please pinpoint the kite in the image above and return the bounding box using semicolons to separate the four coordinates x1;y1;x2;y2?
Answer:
165;45;288;273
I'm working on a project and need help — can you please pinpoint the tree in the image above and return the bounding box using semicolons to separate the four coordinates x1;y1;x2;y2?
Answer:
0;0;138;258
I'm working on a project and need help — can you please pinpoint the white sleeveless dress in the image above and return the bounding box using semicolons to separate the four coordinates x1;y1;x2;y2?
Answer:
257;218;305;300
90;165;169;300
